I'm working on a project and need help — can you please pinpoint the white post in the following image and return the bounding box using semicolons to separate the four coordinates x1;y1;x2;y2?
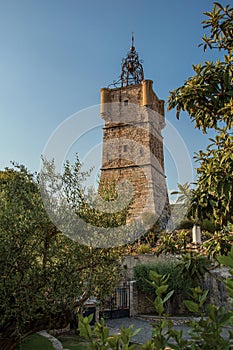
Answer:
128;280;136;317
192;224;202;244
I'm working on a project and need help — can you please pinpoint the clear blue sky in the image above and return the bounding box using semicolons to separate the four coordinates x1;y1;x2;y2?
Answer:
0;0;227;197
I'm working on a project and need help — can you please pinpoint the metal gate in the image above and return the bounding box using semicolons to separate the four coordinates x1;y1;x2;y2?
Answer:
100;287;130;319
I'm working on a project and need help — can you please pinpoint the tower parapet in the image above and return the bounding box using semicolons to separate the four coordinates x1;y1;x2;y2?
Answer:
99;38;170;229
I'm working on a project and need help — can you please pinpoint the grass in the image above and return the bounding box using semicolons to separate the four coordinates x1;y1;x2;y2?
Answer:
58;334;142;350
16;332;142;350
16;333;54;350
58;334;90;350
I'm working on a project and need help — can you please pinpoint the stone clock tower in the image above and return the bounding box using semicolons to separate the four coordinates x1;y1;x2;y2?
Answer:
99;36;170;228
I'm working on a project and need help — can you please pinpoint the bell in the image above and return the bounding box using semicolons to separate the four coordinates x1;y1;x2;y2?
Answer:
128;63;134;72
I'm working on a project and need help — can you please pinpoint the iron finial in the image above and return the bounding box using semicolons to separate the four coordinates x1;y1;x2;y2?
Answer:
108;34;144;88
131;32;135;51
120;34;144;87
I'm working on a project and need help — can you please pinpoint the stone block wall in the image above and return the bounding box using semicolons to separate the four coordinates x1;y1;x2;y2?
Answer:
99;80;169;223
120;254;232;316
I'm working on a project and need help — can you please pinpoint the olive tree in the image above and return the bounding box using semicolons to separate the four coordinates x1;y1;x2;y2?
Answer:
0;160;123;350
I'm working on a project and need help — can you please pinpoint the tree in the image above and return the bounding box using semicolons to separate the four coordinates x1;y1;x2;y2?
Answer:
168;2;233;229
170;182;194;229
0;162;123;350
40;156;134;248
77;245;233;349
171;182;220;233
171;182;193;207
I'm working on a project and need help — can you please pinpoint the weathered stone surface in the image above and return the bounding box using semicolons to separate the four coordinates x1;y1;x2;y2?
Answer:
99;80;170;226
204;267;231;311
120;255;232;316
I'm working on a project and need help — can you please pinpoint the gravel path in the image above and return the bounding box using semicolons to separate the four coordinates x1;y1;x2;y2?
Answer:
106;317;153;344
39;316;231;348
105;317;190;344
105;316;231;345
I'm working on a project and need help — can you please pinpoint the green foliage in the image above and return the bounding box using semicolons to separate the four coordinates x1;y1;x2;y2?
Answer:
170;183;194;230
177;219;193;230
168;2;233;132
201;2;233;53
168;2;233;229
155;232;179;255
176;252;211;287
168;59;233;131
75;244;233;349
201;218;220;233
58;334;90;350
78;314;139;350
218;245;233;302
41;155;132;248
203;228;233;257
72;4;233;349
171;183;221;233
178;247;233;349
16;334;54;350
178;218;219;232
142;230;159;247
190;131;233;227
218;244;233;270
136;244;151;254
147;270;174;316
184;286;208;314
155;230;190;256
184;288;232;349
171;182;193;208
0;160;123;350
134;259;192;296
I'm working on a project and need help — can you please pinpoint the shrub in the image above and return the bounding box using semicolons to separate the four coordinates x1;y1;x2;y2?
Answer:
78;245;233;349
136;244;151;254
177;219;193;230
134;259;192;295
201;218;220;233
16;334;54;350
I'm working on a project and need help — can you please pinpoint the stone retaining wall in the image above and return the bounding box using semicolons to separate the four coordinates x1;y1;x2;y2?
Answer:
121;254;231;316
